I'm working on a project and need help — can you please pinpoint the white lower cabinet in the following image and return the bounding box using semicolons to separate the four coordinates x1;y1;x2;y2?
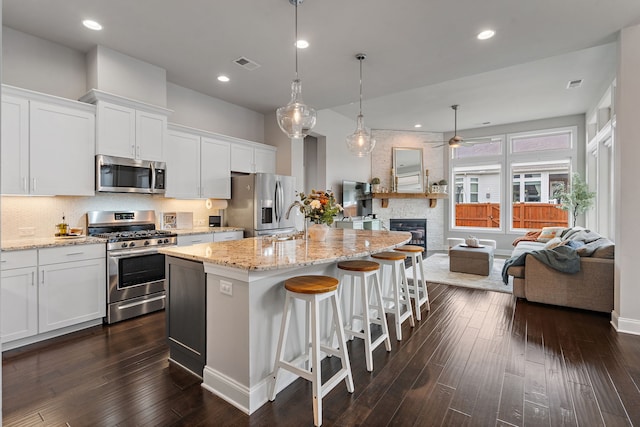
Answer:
0;244;106;346
1;249;38;343
39;257;106;333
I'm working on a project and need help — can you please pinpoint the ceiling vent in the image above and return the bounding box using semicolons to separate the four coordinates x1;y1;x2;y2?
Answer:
234;56;261;71
566;79;583;89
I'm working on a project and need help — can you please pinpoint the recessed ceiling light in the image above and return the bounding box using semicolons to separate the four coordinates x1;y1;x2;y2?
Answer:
414;124;422;128
477;29;495;40
82;19;103;31
295;40;309;49
217;75;230;83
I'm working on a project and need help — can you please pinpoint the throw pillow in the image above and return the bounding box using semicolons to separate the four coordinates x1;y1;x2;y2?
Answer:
537;226;566;243
543;237;564;249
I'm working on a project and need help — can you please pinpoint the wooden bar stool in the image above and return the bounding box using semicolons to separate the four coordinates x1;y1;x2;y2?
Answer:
371;251;415;340
269;275;354;427
337;260;391;372
394;245;430;321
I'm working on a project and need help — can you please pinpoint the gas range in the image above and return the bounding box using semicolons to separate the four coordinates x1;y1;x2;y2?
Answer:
87;211;177;251
91;229;177;251
86;210;177;324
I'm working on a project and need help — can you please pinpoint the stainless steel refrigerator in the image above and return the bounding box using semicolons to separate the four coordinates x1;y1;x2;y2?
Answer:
227;173;298;237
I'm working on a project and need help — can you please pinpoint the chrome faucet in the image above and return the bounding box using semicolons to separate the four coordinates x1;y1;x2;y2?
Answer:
285;201;303;219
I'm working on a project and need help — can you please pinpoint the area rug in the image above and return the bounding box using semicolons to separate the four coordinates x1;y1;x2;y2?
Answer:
405;253;513;294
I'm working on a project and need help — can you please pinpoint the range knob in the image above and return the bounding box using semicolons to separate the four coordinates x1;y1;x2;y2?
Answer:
129;242;136;248
163;238;169;243
144;240;150;246
121;242;128;248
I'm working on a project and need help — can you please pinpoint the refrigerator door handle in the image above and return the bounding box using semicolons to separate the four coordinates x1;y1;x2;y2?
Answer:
274;180;281;223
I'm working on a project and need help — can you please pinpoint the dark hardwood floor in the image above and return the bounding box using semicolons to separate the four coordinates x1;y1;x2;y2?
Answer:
3;284;640;426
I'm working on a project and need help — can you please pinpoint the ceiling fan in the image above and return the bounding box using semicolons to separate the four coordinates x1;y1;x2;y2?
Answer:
424;104;493;148
372;105;494;148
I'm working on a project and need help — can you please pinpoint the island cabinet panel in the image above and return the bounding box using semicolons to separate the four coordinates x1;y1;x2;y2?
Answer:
166;256;207;376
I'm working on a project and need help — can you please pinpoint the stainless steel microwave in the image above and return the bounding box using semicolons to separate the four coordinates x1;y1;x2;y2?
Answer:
96;155;166;194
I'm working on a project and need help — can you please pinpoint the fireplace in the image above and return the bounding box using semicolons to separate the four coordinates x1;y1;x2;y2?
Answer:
389;219;427;266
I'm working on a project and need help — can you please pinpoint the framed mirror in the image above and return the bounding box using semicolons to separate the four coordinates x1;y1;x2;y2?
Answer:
393;147;424;192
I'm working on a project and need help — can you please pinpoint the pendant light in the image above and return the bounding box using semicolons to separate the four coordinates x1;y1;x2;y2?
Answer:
346;53;376;157
276;0;316;139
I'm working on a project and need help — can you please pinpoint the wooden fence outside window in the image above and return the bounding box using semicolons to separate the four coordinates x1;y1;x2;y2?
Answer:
455;202;568;229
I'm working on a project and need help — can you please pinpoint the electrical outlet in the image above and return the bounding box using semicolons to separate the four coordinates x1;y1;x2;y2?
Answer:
220;280;233;296
19;227;35;237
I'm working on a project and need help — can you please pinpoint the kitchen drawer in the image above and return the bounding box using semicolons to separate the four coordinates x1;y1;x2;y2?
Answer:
213;231;243;242
39;243;105;265
0;249;38;270
177;233;214;246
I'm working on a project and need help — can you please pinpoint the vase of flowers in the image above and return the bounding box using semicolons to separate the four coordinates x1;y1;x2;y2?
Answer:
297;189;342;241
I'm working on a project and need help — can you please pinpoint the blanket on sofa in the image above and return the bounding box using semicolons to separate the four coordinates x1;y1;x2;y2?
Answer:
501;245;581;284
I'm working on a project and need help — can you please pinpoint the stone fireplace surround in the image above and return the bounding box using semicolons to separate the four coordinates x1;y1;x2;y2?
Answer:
369;130;446;251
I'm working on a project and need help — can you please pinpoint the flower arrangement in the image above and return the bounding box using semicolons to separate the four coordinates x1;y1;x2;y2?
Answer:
298;189;343;225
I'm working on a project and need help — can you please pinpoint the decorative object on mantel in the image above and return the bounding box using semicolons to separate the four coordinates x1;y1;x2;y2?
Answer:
276;0;316;139
346;53;376;156
371;177;381;193
438;179;448;194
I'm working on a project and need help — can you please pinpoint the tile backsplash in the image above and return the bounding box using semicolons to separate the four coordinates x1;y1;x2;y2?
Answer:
1;194;223;240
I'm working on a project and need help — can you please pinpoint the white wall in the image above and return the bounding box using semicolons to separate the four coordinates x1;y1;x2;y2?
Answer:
87;45;167;107
2;26;86;99
613;24;640;335
313;109;370;191
167;83;264;143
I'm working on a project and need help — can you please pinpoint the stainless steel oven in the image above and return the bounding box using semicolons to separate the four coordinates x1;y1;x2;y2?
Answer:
88;210;177;324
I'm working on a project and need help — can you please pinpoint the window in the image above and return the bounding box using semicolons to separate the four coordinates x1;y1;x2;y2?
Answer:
450;126;577;234
510;161;570;229
511;129;572;153
452;164;501;229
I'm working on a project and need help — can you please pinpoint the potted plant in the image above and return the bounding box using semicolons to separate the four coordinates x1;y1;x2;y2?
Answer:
438;179;448;194
371;177;381;193
556;173;595;227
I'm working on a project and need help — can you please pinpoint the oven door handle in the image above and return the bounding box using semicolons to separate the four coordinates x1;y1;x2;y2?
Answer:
109;248;161;258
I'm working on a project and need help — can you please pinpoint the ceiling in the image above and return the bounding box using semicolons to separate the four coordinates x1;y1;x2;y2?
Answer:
4;0;640;133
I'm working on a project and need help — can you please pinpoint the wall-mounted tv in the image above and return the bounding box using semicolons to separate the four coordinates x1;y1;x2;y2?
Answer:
342;180;372;218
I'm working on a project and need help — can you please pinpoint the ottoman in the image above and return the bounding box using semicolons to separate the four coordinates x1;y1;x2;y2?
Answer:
449;244;495;276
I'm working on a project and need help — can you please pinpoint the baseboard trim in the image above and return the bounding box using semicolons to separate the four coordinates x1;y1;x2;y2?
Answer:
202;365;299;415
611;310;640;336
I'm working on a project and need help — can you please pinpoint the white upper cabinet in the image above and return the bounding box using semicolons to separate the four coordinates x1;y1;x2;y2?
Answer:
165;125;230;199
166;128;201;198
254;147;277;174
231;142;276;174
81;89;171;162
230;143;254;173
1;95;30;195
1;86;95;196
201;137;231;199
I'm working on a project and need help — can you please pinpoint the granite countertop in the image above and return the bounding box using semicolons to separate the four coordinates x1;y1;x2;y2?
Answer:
159;229;412;271
1;236;107;251
170;227;244;236
1;227;244;251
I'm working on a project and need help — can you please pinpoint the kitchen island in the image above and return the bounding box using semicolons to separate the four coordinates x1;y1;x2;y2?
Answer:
160;228;411;414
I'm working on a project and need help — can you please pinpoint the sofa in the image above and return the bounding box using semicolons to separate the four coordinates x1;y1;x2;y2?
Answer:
505;227;614;313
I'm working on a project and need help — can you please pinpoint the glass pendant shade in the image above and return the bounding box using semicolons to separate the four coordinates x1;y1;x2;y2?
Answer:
346;114;376;157
276;79;317;139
